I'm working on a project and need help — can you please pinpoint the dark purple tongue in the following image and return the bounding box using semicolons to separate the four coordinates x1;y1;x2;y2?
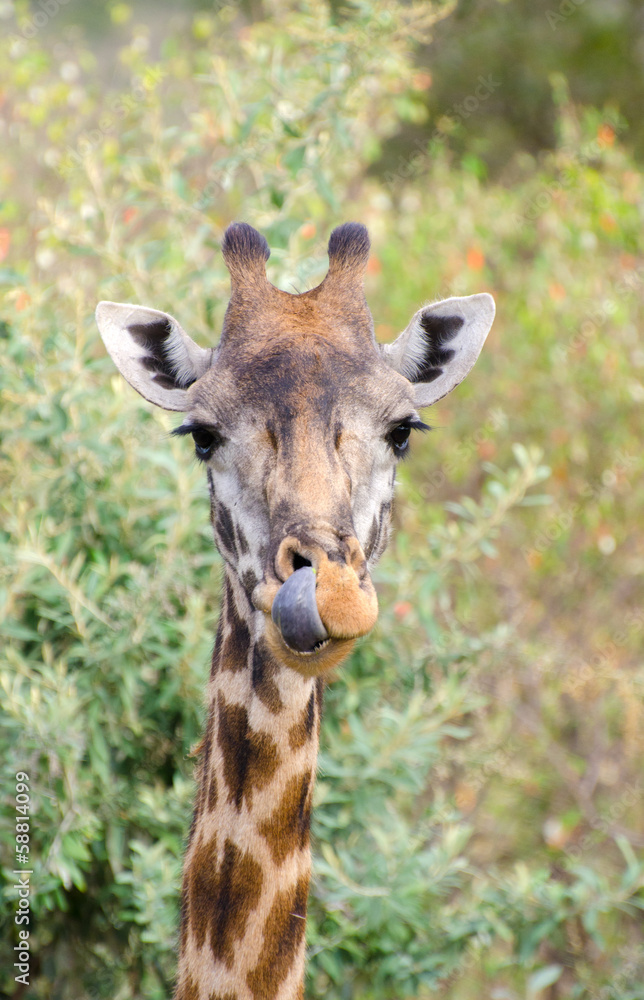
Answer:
271;567;329;653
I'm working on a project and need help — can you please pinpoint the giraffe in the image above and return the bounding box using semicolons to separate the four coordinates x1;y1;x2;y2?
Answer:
95;221;494;1000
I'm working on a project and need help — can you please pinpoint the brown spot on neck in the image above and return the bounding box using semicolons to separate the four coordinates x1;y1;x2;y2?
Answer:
207;771;218;812
246;876;309;1000
188;833;263;965
175;973;200;1000
258;770;313;865
252;640;284;714
196;705;216;817
288;688;316;751
217;692;281;810
220;579;251;673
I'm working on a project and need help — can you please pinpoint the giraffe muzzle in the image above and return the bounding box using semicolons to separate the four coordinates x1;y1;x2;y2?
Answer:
271;566;330;654
266;533;379;658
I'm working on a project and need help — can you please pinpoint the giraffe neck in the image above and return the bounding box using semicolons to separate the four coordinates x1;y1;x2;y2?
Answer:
175;569;321;1000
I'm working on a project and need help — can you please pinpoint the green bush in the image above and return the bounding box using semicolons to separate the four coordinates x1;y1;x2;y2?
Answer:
1;3;643;998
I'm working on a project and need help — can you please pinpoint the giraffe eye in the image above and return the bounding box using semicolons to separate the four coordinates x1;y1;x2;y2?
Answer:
387;417;430;457
171;422;224;460
388;423;412;457
191;428;219;460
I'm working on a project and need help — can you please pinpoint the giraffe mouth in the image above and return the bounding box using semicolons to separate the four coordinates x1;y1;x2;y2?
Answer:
295;637;331;656
270;566;330;654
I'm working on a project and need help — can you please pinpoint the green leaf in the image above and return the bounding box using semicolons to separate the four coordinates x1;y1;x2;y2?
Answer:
517;494;553;506
313;168;338;209
283;145;307;176
528;965;563;994
0;267;24;284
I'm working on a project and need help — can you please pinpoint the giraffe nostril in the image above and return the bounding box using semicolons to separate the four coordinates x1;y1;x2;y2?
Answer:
275;536;316;582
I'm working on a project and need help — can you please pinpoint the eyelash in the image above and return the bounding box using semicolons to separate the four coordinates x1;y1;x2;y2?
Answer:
387;419;430;458
172;424;223;461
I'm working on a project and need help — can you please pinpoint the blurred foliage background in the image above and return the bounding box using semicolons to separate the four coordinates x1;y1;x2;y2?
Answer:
1;0;643;998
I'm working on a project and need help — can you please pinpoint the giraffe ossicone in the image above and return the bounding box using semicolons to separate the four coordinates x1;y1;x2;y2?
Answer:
96;221;495;1000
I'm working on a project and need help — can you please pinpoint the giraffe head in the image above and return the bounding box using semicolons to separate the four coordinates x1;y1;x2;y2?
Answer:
96;222;494;676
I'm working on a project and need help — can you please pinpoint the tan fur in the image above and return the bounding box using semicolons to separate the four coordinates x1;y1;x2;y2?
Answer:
312;544;378;638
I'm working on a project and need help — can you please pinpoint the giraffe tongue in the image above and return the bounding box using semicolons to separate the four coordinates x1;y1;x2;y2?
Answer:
271;567;329;654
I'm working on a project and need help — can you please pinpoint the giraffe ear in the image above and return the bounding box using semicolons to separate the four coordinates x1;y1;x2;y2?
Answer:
382;293;495;407
95;302;213;411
